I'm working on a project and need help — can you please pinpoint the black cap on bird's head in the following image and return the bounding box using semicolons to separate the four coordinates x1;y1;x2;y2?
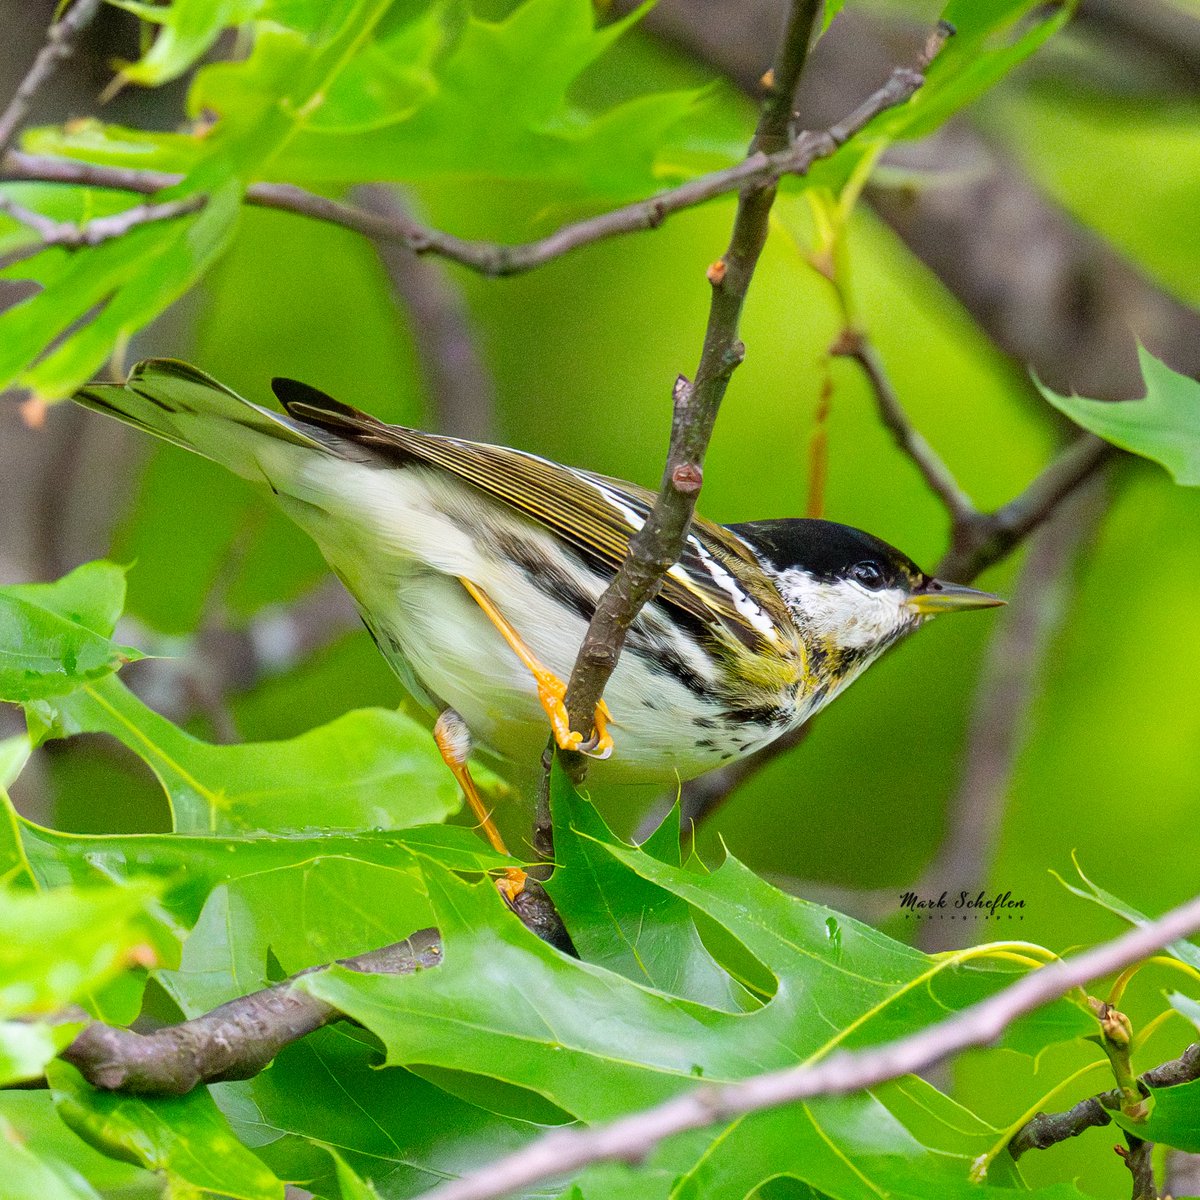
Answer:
727;518;1002;654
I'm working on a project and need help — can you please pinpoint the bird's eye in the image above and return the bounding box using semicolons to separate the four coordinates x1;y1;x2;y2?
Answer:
849;561;885;590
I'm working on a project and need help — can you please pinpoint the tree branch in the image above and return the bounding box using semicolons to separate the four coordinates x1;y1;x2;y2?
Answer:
405;894;1200;1200
0;192;206;264
935;434;1114;582
558;15;947;760
831;328;975;528
46;872;571;1092
59;930;443;1094
2;53;925;281
1010;1043;1200;1159
0;0;104;161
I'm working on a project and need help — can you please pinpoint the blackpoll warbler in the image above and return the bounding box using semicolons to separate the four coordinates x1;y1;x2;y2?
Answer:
76;360;1002;868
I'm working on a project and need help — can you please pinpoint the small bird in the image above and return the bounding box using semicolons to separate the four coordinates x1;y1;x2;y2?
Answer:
76;360;1002;876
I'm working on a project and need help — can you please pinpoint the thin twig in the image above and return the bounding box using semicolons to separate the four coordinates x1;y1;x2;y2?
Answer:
559;15;944;763
831;328;975;527
403;893;1200;1200
0;192;206;262
0;0;104;160
3;57;926;280
669;430;1115;835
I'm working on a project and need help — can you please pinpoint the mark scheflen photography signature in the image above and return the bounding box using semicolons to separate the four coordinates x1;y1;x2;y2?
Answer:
898;890;1026;920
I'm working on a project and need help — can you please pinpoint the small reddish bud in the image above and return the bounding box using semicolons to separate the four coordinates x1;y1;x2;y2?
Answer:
706;258;726;286
19;397;47;428
760;68;775;92
671;462;703;494
829;328;863;358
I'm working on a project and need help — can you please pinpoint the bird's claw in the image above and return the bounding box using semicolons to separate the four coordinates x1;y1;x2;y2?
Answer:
496;867;528;906
536;678;614;759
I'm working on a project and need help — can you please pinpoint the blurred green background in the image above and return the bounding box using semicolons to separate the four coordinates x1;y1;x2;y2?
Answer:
2;1;1199;1195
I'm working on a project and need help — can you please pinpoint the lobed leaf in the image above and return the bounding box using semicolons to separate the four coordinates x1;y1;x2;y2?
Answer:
294;775;1096;1197
30;673;462;834
0;562;143;703
1035;345;1200;485
48;1061;285;1200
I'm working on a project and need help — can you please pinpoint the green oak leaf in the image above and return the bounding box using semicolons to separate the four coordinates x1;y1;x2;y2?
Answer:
0;1019;86;1088
0;1116;103;1200
1112;1077;1200;1153
0;882;166;1019
48;1061;284;1200
1035;345;1200;484
1054;855;1200;971
20;817;509;929
31;674;461;834
0;562;143;703
108;0;265;87
299;815;1094;1198
544;763;750;1008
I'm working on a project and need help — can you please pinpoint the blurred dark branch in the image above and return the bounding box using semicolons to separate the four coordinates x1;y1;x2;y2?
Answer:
1079;0;1200;92
354;185;495;441
558;14;947;776
412;898;1200;1200
0;0;103;159
916;476;1107;954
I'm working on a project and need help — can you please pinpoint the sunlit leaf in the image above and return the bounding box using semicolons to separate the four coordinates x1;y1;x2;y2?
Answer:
0;883;163;1018
0;563;143;703
0;1020;85;1088
109;0;265;87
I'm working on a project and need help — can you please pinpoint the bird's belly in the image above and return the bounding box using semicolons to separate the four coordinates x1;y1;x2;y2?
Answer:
352;564;786;784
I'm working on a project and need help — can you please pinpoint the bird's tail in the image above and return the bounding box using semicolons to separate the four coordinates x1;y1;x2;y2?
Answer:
74;358;335;483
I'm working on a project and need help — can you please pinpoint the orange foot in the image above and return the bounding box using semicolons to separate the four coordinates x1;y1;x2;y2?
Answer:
496;867;529;906
534;669;614;759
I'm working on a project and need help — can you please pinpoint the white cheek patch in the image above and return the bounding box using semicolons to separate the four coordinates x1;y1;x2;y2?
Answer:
774;570;912;649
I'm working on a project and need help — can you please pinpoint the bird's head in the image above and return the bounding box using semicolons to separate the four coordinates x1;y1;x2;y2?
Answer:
728;518;1003;668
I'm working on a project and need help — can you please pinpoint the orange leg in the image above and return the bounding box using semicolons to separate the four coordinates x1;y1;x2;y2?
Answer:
458;577;614;759
433;708;526;902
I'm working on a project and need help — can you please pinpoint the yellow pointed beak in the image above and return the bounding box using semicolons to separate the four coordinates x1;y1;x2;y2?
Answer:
907;580;1006;616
